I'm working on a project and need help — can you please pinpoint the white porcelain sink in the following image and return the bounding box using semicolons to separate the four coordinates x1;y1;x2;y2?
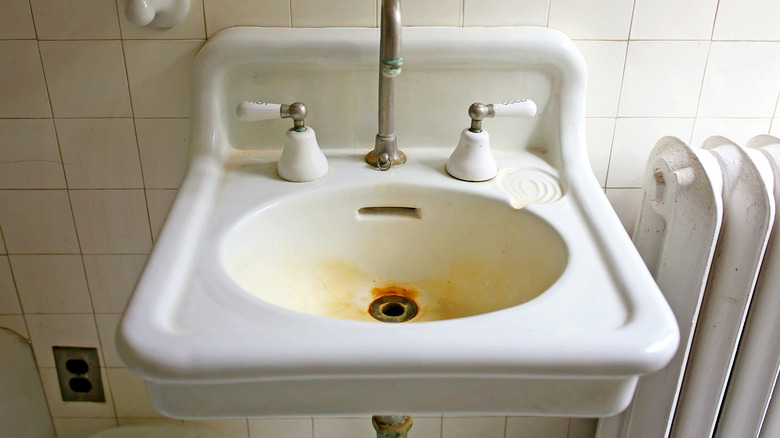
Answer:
117;27;679;418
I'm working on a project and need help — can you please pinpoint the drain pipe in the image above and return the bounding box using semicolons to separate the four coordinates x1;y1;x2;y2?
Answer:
372;415;413;438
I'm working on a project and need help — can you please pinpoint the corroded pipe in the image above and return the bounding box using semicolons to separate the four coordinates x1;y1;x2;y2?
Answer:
372;415;413;438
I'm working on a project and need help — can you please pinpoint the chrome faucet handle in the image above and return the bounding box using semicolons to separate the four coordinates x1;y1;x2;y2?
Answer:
468;100;537;132
236;101;308;132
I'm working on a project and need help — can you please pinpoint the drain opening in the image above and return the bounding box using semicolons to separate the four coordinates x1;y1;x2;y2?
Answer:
369;295;418;323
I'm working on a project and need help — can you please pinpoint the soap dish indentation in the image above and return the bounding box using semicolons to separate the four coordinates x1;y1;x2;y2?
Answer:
499;168;563;209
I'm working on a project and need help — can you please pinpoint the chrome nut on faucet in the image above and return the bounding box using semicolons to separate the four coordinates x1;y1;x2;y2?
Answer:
236;101;328;182
446;99;537;182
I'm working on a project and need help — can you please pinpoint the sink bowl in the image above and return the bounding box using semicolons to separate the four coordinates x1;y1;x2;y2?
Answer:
117;27;679;418
223;184;567;322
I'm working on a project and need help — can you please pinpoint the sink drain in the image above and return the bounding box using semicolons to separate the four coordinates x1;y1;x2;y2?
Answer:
369;295;418;323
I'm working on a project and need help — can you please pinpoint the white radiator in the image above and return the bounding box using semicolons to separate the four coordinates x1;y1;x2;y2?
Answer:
597;135;780;438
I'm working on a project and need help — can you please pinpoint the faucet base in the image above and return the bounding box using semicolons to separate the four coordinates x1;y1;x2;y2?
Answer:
367;135;406;169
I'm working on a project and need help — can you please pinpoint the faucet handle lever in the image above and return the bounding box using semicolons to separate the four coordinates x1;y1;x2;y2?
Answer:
236;101;308;131
469;100;537;132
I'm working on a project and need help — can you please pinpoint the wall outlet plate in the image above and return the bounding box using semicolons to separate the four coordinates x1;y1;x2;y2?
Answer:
52;346;105;402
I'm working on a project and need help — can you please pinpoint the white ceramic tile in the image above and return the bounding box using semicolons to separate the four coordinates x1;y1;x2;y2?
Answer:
26;314;101;368
618;41;709;118
39;41;132;118
123;40;202;118
463;0;548;26
0;315;29;337
292;0;375;27
136;118;190;189
441;416;505;438
0;41;51;118
40;367;116;418
586;118;616;187
505;416;568;438
0;190;80;254
117;0;206;39
56;118;144;189
313;418;376;438
406;416;441;438
630;0;717;40
52;418;118;438
690;118;771;148
250;419;310;438
95;314;122;367
548;0;634;40
30;0;120;39
108;367;165;418
606;188;643;237
0;0;36;39
568;418;598;438
204;0;290;37
608;118;694;188
189;419;250;438
0;256;22;315
147;189;178;240
698;42;780;118
403;0;461;26
575;41;627;118
69;190;152;254
0;119;65;189
84;255;147;313
713;0;780;41
10;255;92;314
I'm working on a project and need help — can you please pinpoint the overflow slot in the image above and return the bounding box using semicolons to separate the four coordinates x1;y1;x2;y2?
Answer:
357;206;422;219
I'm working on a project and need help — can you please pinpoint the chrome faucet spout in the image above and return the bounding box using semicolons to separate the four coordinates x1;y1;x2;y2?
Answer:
366;0;406;169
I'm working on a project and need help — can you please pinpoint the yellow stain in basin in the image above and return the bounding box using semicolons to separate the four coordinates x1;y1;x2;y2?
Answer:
299;255;559;322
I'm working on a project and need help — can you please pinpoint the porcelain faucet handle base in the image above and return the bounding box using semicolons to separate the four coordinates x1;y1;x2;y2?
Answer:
446;129;497;182
278;128;329;182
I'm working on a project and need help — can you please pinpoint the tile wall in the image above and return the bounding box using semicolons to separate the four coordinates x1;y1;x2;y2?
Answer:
0;0;778;437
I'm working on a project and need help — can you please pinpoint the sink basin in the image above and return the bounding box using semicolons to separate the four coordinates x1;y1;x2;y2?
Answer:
223;184;567;322
117;27;679;418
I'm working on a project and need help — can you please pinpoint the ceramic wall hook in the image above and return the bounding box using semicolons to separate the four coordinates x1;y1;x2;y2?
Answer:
125;0;190;29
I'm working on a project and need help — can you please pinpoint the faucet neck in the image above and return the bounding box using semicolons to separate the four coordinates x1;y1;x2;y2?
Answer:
380;0;402;69
367;0;406;170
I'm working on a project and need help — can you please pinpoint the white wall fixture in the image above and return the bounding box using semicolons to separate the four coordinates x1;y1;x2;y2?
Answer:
670;136;775;438
716;135;780;438
116;27;678;418
124;0;190;29
597;136;724;438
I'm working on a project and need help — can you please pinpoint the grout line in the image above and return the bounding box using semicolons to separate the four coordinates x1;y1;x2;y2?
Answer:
626;0;638;41
460;0;465;28
503;415;508;438
690;40;714;146
710;0;722;41
290;0;295;28
546;0;552;28
689;0;721;147
770;91;780;133
118;39;156;245
201;0;209;37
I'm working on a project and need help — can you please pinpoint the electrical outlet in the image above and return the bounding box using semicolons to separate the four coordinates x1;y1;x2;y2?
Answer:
52;346;105;402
